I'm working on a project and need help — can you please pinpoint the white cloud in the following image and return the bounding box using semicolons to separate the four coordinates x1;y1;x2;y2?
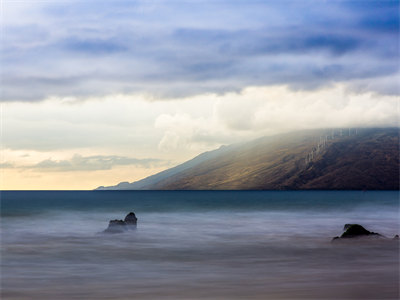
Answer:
155;113;223;152
154;84;399;153
4;84;397;158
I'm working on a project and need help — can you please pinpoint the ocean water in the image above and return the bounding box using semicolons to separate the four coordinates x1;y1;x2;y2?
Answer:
1;191;399;299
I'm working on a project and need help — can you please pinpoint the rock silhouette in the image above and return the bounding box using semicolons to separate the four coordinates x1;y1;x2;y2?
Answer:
124;212;138;225
332;224;390;241
340;224;381;238
103;212;138;234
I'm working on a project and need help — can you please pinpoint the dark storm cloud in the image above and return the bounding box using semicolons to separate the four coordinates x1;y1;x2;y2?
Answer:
2;0;398;102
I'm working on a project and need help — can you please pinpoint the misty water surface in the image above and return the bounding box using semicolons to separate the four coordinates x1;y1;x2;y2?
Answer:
1;191;399;299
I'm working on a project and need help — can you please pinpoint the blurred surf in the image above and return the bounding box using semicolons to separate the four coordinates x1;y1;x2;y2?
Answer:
1;191;399;299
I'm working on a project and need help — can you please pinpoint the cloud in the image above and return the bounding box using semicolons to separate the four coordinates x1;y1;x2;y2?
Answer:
0;162;15;169
215;85;399;132
62;37;128;54
27;154;168;172
155;113;229;152
4;84;398;156
153;84;399;152
1;0;398;102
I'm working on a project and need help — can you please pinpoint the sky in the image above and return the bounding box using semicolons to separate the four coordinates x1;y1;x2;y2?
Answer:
1;0;399;190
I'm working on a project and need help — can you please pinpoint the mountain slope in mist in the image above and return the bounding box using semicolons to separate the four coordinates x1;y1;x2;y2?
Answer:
97;128;399;190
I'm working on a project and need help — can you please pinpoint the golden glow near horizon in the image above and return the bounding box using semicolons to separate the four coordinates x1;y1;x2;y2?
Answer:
1;85;398;190
2;165;170;190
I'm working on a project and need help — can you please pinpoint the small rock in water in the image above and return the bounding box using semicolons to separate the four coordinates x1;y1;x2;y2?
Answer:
124;212;138;225
340;224;381;238
332;224;383;241
103;219;128;234
103;212;138;234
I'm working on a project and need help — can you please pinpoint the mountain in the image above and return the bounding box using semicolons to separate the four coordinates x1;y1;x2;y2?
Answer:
97;128;399;190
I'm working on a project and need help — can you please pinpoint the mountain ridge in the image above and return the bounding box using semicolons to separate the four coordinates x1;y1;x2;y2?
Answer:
97;128;399;190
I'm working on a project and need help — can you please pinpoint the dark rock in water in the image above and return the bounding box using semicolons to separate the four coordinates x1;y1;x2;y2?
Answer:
104;219;128;234
394;235;399;240
332;224;384;242
124;212;138;225
343;224;355;230
103;212;138;234
340;224;381;238
110;219;126;226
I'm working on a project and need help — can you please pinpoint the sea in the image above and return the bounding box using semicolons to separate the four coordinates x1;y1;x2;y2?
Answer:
1;191;399;300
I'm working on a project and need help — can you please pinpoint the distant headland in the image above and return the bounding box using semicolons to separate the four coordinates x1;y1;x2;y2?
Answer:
97;127;399;191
